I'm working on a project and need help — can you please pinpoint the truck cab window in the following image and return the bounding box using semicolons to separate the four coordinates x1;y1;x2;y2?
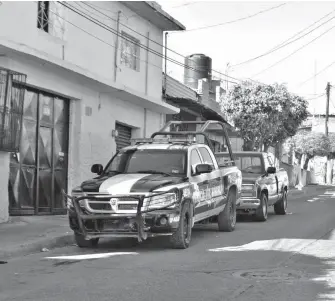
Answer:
199;147;215;166
190;149;202;172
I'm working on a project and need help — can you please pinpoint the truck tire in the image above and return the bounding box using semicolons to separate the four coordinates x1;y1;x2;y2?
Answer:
218;189;237;232
171;200;192;249
74;233;99;248
274;189;288;215
255;192;268;222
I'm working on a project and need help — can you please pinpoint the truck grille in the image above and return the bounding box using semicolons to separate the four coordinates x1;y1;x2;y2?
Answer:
85;197;140;213
118;204;138;210
89;203;111;210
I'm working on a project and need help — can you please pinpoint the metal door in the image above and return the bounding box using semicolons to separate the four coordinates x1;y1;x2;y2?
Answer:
9;90;38;215
9;88;69;215
115;123;131;151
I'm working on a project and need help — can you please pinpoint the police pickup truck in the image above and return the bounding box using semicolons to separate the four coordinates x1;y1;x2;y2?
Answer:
216;151;289;221
64;121;242;249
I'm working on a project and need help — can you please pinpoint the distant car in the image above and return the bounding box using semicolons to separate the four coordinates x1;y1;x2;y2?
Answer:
216;151;289;221
63;121;242;249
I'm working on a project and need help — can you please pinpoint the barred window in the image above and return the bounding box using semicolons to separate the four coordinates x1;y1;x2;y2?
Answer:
37;1;66;39
37;1;49;32
120;32;140;71
0;69;26;152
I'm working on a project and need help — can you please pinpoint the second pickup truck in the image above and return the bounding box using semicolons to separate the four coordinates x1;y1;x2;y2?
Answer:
216;151;289;221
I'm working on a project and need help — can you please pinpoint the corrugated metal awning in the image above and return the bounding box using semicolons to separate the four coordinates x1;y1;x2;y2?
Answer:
165;96;231;127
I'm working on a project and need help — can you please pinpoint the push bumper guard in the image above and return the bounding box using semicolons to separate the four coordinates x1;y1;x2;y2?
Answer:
237;184;260;211
62;189;179;242
238;196;261;210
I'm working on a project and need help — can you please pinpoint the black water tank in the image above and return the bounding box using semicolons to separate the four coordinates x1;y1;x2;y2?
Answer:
184;54;212;90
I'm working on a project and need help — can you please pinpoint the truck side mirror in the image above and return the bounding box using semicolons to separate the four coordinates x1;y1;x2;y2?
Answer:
194;163;213;175
266;166;276;174
91;164;103;175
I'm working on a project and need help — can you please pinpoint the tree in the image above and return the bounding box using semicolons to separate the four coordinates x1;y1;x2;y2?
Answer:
290;131;331;168
221;81;308;152
289;131;333;184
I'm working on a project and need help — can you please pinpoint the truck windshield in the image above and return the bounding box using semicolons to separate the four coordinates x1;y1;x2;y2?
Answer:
104;149;187;176
218;154;263;173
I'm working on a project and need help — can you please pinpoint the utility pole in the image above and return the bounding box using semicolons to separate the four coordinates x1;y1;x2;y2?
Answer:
325;82;331;136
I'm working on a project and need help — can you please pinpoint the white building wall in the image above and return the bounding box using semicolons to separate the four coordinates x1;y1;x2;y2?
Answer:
0;1;164;101
2;52;161;186
0;51;162;218
0;1;183;221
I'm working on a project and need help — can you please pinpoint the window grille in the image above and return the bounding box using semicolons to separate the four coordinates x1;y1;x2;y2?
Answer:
37;1;66;39
0;68;27;152
37;1;49;32
120;31;140;71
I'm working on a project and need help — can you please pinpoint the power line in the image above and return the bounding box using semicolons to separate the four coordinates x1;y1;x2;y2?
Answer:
48;3;240;86
169;2;199;9
298;60;335;87
304;93;326;101
78;1;244;83
232;9;335;68
60;2;207;76
80;1;268;87
176;3;287;32
44;5;161;68
75;1;115;21
67;2;245;84
251;23;335;78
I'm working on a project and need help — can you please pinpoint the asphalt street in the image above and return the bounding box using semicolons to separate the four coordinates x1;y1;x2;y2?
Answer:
1;185;335;301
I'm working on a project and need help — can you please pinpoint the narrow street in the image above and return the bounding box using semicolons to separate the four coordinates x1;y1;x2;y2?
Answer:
1;186;335;301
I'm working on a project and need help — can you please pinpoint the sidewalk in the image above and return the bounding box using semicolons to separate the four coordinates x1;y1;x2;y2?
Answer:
0;215;73;261
289;184;334;197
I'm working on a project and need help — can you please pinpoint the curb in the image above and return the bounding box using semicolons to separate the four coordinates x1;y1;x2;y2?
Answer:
0;233;74;261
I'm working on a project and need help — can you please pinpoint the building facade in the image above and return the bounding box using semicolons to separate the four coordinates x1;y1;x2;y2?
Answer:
164;74;241;152
0;1;184;222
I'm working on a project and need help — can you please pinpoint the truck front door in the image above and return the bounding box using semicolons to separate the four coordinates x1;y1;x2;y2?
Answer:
263;154;279;205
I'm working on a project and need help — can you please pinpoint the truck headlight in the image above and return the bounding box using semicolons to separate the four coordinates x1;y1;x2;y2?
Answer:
69;191;86;208
147;193;177;210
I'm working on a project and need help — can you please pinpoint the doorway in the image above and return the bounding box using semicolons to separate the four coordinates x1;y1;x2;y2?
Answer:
8;87;69;215
115;122;132;152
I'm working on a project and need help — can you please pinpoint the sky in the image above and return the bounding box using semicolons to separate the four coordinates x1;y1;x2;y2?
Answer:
157;0;335;115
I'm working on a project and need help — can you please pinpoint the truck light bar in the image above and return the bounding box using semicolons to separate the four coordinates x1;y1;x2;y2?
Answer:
131;136;196;145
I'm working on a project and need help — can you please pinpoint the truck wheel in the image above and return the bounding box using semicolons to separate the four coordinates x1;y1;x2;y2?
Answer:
274;189;288;215
74;233;99;248
255;192;268;222
218;189;236;232
171;200;192;249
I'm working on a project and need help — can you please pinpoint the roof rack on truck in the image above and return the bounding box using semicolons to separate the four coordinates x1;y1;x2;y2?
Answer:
149;120;231;152
157;120;228;133
130;136;197;146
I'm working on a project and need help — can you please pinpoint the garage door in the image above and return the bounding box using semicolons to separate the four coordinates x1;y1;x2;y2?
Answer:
115;123;132;151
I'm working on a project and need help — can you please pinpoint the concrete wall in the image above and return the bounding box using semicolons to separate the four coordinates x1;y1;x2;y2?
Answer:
312;116;335;133
0;1;163;101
